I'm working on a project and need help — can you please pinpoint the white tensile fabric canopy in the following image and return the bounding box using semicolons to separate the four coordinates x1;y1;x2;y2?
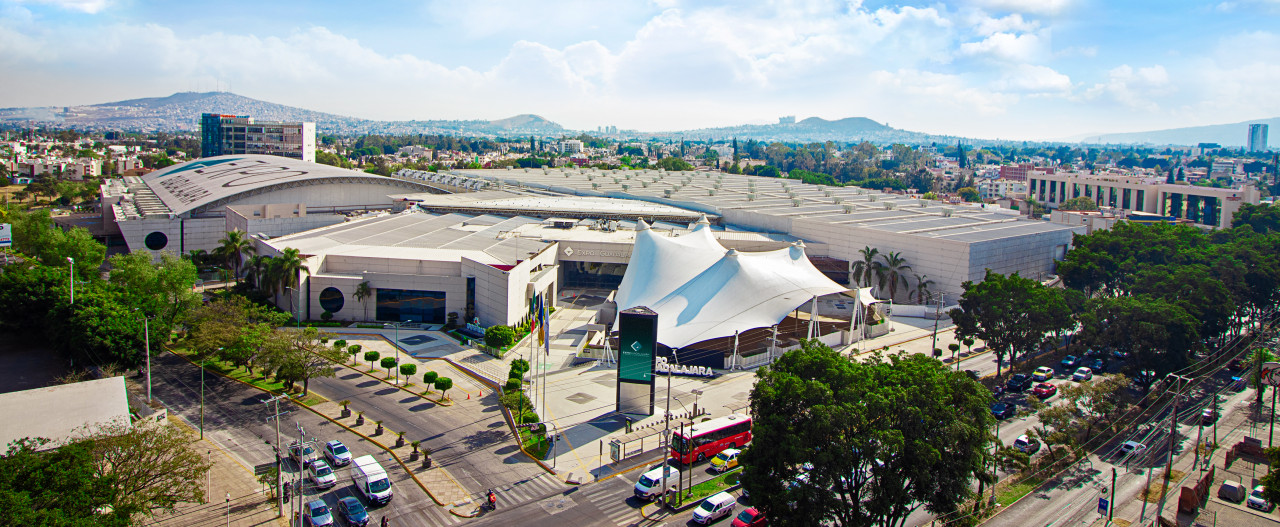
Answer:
614;218;849;349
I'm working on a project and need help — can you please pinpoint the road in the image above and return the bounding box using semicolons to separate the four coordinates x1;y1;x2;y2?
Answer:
148;352;467;527
306;360;553;508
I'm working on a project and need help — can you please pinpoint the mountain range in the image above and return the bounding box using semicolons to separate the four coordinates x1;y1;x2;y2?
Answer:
0;91;1272;147
1076;117;1278;147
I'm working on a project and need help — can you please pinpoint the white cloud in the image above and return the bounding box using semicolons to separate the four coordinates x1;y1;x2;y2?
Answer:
871;69;1016;115
995;64;1072;94
959;31;1045;62
13;0;109;14
967;0;1074;16
970;12;1038;35
1082;64;1171;111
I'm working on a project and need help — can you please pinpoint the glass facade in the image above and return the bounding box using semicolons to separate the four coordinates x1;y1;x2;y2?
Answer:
562;261;628;289
376;288;446;323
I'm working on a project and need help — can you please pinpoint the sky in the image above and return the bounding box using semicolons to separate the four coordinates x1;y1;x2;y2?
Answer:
0;0;1278;140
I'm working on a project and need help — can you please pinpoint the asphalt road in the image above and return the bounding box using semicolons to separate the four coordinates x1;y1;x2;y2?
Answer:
306;361;552;507
148;352;463;527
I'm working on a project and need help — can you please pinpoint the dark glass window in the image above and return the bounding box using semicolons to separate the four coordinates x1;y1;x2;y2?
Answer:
318;287;344;313
376;288;446;323
144;231;168;250
562;261;628;289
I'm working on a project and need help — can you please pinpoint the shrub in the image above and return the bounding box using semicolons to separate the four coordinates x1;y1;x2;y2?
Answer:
334;339;348;349
380;357;398;373
500;390;531;410
510;359;530;375
348;344;362;356
320;311;334;321
505;378;521;391
484;325;517;349
400;363;417;377
364;351;380;368
518;409;540;425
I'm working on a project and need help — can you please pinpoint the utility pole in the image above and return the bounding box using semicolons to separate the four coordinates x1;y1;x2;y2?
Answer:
263;394;290;518
662;360;673;509
1160;374;1191;512
1109;467;1117;521
930;293;943;355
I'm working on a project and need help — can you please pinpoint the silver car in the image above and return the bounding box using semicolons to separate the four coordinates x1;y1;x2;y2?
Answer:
324;440;352;466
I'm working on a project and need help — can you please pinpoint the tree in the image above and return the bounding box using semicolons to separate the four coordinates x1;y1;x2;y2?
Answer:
910;274;934;304
850;246;882;289
485;325;517;348
423;370;439;392
86;421;213;518
1076;296;1199;384
1059;197;1099;211
957;187;980;202
352;281;373;321
109;251;199;326
877;251;912;301
740;341;992;527
950;270;1073;377
434;377;453;399
270;247;310;317
214;230;255;284
364;351;380;371
653;157;693;171
347;344;362;364
380;356;398;378
399;363;417;377
0;438;130;526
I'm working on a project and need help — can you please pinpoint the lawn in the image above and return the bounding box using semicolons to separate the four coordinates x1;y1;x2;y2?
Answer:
520;428;550;459
995;477;1043;507
685;467;742;503
170;347;327;406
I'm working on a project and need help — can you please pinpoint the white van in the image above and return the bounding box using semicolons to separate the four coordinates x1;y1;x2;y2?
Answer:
633;465;679;500
351;455;393;505
692;491;737;524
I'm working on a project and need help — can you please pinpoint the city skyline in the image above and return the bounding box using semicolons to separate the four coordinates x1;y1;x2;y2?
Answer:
1;0;1278;141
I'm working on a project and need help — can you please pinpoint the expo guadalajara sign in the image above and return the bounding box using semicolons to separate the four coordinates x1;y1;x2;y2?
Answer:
655;356;715;377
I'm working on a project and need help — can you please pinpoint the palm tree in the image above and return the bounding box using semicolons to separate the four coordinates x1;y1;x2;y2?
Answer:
910;274;934;304
273;248;310;319
245;255;270;291
185;249;209;268
215;229;256;284
352;281;373;322
878;251;912;301
850;246;882;289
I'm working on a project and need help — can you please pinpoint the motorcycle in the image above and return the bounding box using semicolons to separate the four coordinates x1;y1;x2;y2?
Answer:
487;489;497;511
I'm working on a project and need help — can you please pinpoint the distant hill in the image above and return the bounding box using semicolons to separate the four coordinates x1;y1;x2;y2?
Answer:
0;92;568;136
673;115;958;144
1081;117;1280;147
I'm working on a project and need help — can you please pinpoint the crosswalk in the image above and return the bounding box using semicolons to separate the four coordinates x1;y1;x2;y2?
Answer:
479;472;566;509
381;495;461;527
581;485;641;526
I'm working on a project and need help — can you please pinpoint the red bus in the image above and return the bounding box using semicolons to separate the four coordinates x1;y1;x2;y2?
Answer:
670;414;752;464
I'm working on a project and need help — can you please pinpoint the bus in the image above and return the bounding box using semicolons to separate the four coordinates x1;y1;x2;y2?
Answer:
670;414;752;465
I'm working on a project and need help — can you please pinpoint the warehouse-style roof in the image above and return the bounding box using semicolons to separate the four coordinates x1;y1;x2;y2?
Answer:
139;155;445;216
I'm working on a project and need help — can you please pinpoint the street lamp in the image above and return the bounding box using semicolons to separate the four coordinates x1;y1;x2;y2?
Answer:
67;257;74;304
134;308;153;403
690;389;703;418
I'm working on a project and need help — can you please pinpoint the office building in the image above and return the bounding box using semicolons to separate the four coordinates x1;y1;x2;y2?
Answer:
200;113;316;162
1249;124;1269;152
1027;171;1260;229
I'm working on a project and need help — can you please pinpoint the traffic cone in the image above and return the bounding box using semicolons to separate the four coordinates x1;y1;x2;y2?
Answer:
467;393;470;400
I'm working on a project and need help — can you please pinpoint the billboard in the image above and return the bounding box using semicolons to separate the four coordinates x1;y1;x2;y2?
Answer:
617;306;657;415
0;223;9;248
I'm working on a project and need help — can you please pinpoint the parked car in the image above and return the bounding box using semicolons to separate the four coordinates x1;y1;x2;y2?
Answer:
1085;348;1105;358
324;440;352;466
991;403;1016;420
1061;355;1079;369
307;459;337;489
710;449;741;473
1032;366;1054;382
732;507;767;527
1006;374;1032;392
1219;480;1247;503
1072;367;1094;382
1228;358;1245;372
1013;435;1041;455
290;441;318;465
305;499;334;527
692;492;738;524
1090;358;1106;372
1112;350;1130;361
1202;408;1217;425
336;496;370;527
1249;485;1275;512
1033;382;1058;399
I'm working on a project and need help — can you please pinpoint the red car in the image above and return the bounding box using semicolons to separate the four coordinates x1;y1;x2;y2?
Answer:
1033;382;1057;399
732;507;767;527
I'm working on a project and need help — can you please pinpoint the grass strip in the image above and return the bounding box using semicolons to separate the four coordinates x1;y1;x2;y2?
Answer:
171;346;327;406
685;467;742;503
996;476;1043;507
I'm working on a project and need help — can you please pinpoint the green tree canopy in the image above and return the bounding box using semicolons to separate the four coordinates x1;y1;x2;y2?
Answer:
0;438;130;526
653;156;694;171
1058;197;1099;211
950;270;1073;377
741;341;993;527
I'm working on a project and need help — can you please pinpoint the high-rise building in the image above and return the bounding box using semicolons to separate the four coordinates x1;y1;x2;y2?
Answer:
200;113;316;162
1248;124;1269;152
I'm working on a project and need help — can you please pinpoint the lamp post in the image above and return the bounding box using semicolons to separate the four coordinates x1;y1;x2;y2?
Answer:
691;389;703;418
67;257;74;304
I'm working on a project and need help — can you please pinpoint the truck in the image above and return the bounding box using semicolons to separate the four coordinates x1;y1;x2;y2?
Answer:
351;455;393;505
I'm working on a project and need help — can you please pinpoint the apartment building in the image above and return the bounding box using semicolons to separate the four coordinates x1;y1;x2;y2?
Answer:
1028;171;1260;229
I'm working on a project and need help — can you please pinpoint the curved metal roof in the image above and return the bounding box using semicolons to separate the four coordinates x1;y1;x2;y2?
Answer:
141;155;444;216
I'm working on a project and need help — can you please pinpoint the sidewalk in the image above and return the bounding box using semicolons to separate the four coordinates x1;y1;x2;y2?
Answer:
146;425;284;527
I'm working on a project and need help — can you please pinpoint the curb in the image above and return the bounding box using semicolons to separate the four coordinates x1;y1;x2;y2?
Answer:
165;347;453;508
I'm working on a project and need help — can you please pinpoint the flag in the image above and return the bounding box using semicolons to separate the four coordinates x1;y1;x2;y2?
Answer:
539;294;549;350
529;294;540;339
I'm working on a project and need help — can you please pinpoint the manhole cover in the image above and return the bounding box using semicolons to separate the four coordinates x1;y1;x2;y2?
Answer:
538;496;576;515
566;393;597;404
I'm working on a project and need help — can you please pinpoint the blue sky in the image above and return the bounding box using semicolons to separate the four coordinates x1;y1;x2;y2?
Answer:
1;0;1278;140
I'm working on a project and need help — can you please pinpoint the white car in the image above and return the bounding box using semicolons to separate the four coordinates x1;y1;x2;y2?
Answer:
307;459;338;489
1249;485;1275;512
1117;440;1146;463
692;491;737;524
324;440;352;466
1072;367;1093;382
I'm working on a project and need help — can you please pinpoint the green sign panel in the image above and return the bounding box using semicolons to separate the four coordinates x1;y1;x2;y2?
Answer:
618;307;657;383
